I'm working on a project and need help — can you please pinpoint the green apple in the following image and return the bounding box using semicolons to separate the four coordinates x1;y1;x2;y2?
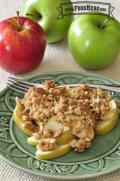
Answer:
22;0;73;43
68;14;120;69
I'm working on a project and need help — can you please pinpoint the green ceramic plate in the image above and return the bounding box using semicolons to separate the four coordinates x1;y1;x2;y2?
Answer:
0;72;120;180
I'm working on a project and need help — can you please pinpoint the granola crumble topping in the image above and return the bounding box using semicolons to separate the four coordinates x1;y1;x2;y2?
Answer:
16;80;111;152
37;139;57;151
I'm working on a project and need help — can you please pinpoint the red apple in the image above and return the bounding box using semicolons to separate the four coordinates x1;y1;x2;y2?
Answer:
0;15;46;74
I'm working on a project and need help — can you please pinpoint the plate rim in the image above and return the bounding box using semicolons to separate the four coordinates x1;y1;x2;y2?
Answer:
0;153;120;180
18;71;119;84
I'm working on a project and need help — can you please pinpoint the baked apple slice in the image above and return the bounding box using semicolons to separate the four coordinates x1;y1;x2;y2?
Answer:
95;100;119;135
27;115;74;146
36;143;71;160
27;131;74;146
27;134;41;145
13;104;34;136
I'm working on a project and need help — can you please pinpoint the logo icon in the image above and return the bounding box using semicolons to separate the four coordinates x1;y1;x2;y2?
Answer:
57;1;115;19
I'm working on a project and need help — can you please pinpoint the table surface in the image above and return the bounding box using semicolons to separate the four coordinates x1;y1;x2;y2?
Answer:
0;0;120;180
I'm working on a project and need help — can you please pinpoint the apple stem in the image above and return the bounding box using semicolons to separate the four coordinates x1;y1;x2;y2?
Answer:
16;11;21;29
100;18;110;29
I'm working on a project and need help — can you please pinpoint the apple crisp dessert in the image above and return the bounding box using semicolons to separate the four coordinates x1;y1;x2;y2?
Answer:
13;80;119;159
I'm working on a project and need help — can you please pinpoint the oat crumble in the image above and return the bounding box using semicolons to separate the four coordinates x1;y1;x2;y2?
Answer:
16;80;111;153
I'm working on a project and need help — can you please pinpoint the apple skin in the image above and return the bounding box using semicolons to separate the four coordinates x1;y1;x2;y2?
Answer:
22;0;73;43
0;16;46;74
68;14;120;69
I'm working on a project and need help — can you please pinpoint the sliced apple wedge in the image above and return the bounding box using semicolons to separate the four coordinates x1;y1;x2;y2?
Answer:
44;116;74;145
57;131;74;145
13;106;33;136
44;116;64;132
13;103;75;145
27;115;75;146
36;144;71;160
27;135;40;145
27;131;74;146
95;100;119;135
